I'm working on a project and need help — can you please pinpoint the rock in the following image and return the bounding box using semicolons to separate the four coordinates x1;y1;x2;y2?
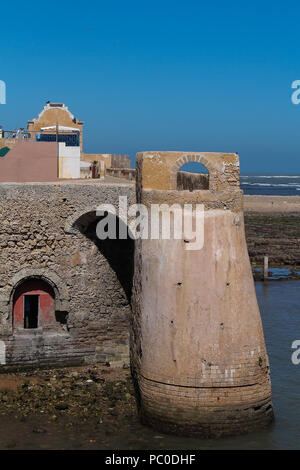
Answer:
32;428;47;434
5;441;17;448
92;377;104;383
55;403;69;410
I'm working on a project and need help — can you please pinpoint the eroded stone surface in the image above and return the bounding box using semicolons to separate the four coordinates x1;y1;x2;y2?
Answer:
131;151;273;437
0;182;135;369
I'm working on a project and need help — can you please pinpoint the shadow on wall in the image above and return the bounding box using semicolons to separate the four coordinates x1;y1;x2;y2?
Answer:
73;211;135;303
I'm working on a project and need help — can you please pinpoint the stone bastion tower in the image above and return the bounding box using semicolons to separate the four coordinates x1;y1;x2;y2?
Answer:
131;151;273;437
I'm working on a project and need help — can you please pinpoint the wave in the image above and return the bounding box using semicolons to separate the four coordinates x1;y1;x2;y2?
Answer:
241;183;300;187
241;175;300;179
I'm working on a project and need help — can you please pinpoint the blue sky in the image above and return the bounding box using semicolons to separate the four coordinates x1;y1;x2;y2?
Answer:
1;0;300;173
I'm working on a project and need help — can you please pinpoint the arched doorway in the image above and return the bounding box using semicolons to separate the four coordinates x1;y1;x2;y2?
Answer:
13;279;56;330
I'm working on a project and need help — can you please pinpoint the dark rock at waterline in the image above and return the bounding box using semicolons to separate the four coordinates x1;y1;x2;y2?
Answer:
55;403;69;410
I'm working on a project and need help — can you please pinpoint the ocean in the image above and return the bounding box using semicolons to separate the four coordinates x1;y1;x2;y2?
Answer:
241;175;300;196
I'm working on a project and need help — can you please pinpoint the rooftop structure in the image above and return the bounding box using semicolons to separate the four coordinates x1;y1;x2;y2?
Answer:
0;102;132;182
27;102;84;152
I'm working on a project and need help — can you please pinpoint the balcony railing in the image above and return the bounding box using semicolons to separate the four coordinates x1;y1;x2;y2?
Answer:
0;129;80;147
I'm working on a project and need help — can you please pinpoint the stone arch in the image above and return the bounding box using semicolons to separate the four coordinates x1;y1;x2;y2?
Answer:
65;206;136;239
170;153;216;190
66;208;135;304
65;207;100;235
7;268;70;313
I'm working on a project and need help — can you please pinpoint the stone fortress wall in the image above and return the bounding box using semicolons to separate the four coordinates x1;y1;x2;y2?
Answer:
0;149;274;437
0;157;270;372
0;181;135;370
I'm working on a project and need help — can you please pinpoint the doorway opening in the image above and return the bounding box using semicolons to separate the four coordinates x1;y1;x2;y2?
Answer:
13;279;56;331
24;295;39;329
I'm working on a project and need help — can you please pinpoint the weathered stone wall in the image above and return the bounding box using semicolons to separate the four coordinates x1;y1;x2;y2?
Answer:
106;168;136;181
83;153;112;168
131;151;273;437
177;170;209;191
0;181;135;370
111;154;131;169
136;151;240;191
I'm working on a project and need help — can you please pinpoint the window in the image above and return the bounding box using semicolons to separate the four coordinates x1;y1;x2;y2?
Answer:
177;162;209;191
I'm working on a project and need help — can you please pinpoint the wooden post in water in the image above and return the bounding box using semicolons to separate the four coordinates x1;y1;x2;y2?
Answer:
264;256;269;279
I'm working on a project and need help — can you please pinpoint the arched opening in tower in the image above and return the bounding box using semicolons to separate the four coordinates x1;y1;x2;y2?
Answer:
177;161;209;191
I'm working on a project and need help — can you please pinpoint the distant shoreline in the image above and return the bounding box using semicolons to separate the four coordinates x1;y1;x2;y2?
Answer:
244;195;300;213
244;195;300;273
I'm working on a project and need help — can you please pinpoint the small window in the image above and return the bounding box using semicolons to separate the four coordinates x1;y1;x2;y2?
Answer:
177;162;209;191
24;295;39;329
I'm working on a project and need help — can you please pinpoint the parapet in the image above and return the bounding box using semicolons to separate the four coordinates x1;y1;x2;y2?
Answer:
136;151;240;191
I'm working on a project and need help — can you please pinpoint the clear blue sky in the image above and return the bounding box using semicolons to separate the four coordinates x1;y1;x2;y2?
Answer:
1;0;300;173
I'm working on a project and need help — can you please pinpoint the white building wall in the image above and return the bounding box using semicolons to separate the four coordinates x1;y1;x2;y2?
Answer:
58;143;80;179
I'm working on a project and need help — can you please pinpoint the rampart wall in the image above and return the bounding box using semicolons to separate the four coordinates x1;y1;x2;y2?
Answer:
0;181;135;369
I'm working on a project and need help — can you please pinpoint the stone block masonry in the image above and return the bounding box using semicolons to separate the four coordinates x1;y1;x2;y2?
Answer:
0;181;135;370
131;151;273;437
0;155;275;438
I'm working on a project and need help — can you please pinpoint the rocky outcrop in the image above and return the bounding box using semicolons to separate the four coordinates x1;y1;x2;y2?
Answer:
244;212;300;266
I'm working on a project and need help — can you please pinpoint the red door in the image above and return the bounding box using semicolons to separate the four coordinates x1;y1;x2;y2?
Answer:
13;279;55;329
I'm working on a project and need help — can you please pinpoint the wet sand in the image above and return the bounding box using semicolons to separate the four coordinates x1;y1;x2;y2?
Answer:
244;195;300;213
0;365;141;450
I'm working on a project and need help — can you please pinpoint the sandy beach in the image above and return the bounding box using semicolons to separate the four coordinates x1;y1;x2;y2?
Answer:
244;195;300;213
